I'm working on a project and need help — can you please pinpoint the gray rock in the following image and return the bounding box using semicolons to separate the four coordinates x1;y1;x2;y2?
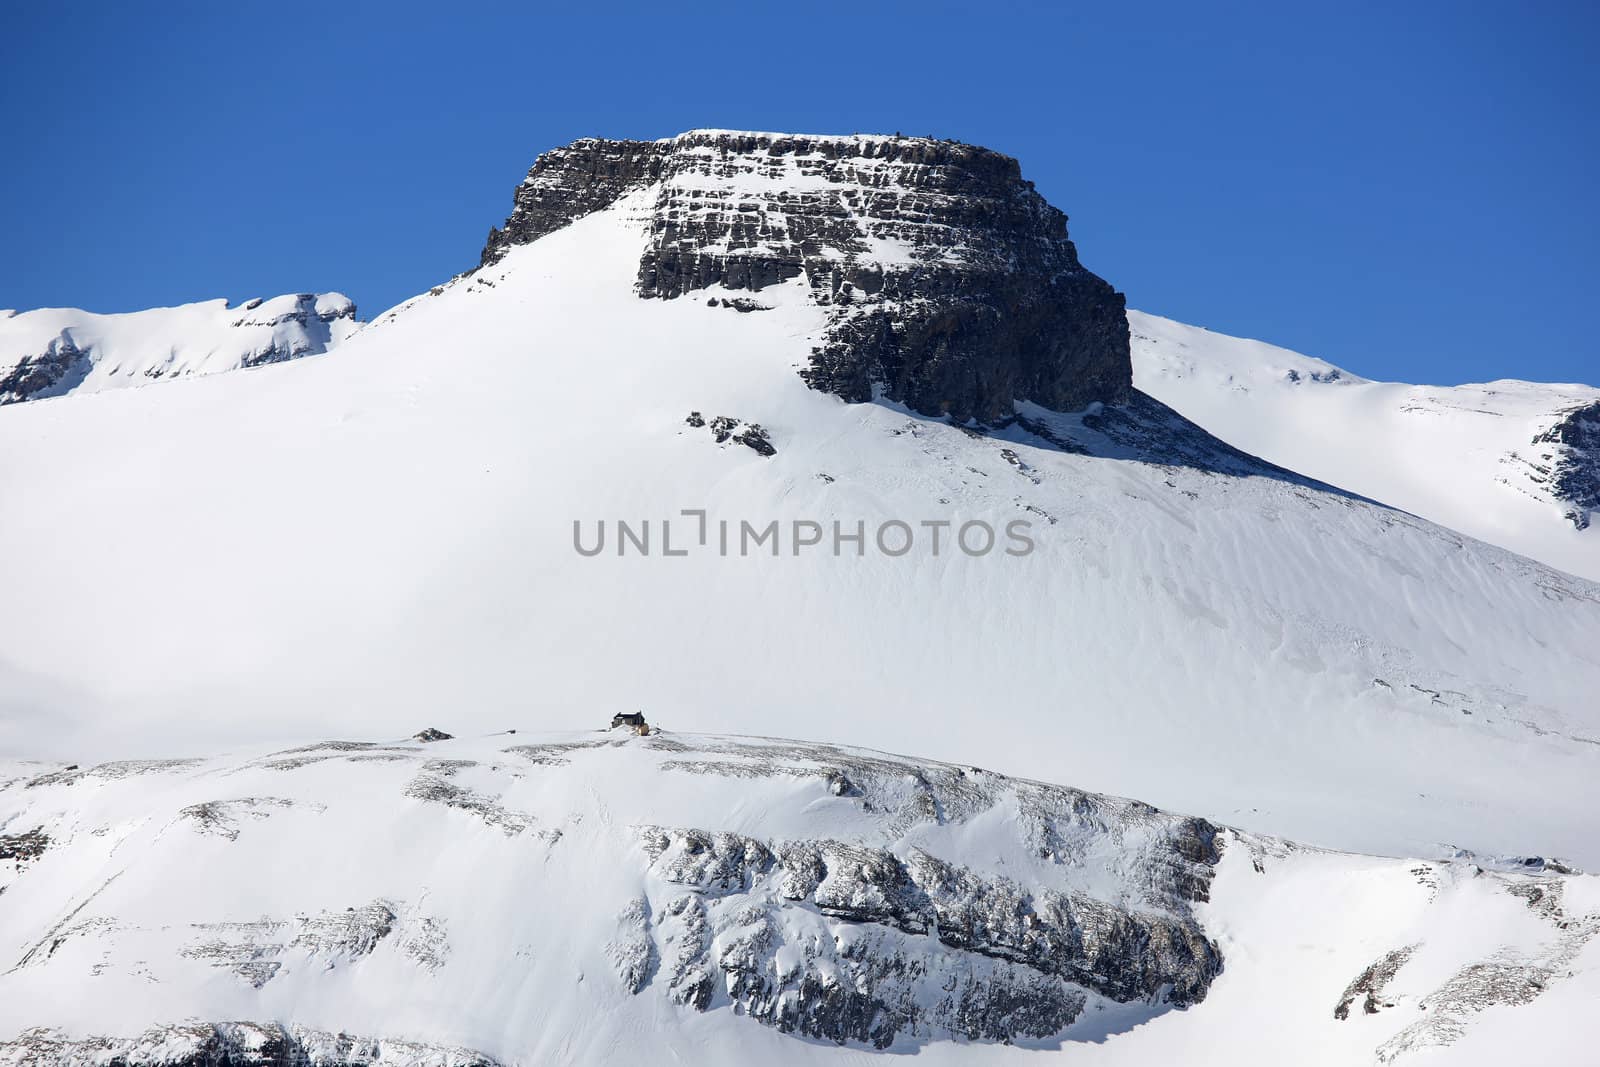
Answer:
630;823;1218;1048
177;797;296;841
1530;400;1600;528
624;752;1224;1050
0;332;89;404
402;760;538;836
0;827;49;868
605;898;657;993
0;1021;501;1066
690;413;777;457
477;131;1131;424
479;138;668;269
1335;945;1415;1019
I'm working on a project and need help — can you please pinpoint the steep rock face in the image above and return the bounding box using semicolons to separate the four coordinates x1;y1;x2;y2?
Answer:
479;139;666;267
633;824;1220;1047
0;333;89;403
613;737;1224;1048
477;130;1131;423
1530;400;1600;529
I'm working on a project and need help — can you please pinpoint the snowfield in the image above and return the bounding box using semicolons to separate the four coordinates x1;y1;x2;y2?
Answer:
0;729;1594;1065
1;129;1598;1064
1131;310;1600;581
0;189;1597;876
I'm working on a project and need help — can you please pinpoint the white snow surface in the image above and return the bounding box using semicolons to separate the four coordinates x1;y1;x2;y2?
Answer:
0;191;1597;880
1130;310;1600;581
0;730;1594;1066
0;294;361;403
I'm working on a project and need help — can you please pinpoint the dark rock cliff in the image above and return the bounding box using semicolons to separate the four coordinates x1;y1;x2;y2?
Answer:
0;332;89;404
479;138;667;268
478;130;1131;423
1531;401;1600;529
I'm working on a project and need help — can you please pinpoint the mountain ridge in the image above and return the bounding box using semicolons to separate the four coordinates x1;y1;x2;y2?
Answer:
0;294;361;406
1;729;1593;1065
2;178;1595;868
2;126;1599;1064
1130;309;1600;580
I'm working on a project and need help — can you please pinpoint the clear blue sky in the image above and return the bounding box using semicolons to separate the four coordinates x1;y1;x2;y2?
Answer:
3;2;1594;385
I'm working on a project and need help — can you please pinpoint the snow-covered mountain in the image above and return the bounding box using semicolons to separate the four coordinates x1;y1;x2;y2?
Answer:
0;294;361;404
1;130;1597;1062
1131;311;1600;581
1;730;1594;1066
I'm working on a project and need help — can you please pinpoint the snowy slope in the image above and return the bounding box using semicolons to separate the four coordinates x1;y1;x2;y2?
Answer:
0;180;1596;879
0;730;1593;1066
0;294;361;404
1130;310;1600;581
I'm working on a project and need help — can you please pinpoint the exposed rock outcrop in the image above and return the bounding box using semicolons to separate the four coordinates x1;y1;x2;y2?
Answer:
480;139;666;268
177;797;296;841
1373;873;1599;1063
478;130;1131;423
595;736;1226;1048
1335;945;1415;1019
687;411;776;456
1530;400;1600;528
234;294;360;369
0;827;49;869
0;332;88;404
631;824;1220;1047
0;1022;500;1067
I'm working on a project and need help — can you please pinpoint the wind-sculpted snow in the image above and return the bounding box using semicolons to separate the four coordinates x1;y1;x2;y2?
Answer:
1131;309;1600;579
0;731;1594;1064
1361;864;1600;1063
0;294;360;405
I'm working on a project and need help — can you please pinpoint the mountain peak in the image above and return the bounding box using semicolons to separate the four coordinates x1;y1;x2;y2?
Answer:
480;130;1130;423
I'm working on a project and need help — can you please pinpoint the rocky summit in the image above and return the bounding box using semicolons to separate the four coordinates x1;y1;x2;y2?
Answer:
479;130;1131;424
